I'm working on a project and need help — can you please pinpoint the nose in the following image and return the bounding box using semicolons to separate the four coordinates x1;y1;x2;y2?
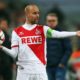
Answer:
37;13;39;18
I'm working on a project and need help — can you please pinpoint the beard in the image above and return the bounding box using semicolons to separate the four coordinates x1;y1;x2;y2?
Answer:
31;19;38;24
26;17;39;24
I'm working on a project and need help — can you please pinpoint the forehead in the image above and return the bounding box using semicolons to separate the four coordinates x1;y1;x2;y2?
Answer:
47;15;57;20
28;5;39;13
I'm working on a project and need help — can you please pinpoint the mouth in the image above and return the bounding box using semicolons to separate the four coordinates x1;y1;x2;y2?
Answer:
36;17;39;20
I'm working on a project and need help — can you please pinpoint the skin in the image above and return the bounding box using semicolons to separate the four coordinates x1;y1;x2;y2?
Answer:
46;15;58;29
25;5;40;24
0;19;8;32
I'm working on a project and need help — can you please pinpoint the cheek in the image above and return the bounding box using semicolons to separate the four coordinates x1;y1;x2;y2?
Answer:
50;22;56;25
30;15;36;20
55;22;57;25
27;14;33;19
52;22;58;26
32;15;37;19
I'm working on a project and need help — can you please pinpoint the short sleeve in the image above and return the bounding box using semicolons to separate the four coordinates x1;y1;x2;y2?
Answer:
11;31;19;47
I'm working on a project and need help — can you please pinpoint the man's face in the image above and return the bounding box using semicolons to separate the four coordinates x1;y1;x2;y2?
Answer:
46;15;58;29
0;20;8;31
26;6;40;24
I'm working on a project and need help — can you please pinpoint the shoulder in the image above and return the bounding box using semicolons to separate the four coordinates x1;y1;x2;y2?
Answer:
43;25;50;30
14;26;23;32
11;25;23;37
37;25;50;32
36;25;44;29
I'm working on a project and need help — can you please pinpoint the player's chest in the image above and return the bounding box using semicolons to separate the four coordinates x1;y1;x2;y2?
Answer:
18;28;45;45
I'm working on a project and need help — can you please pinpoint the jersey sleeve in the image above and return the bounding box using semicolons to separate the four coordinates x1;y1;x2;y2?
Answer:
11;30;19;48
43;25;50;37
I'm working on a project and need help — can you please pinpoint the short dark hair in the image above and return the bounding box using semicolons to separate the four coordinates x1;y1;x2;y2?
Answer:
47;13;57;17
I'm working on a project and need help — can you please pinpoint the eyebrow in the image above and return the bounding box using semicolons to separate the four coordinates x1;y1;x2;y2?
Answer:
47;19;56;21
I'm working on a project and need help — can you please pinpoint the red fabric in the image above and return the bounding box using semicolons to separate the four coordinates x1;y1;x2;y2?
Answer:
71;51;80;58
14;25;46;65
12;45;19;48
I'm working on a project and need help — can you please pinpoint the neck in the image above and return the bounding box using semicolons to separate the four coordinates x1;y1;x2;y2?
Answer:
26;18;34;25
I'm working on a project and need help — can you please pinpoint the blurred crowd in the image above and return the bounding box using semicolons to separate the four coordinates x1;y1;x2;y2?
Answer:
0;0;80;80
0;0;26;36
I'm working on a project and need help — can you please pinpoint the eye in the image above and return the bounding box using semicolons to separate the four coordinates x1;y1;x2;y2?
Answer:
33;11;39;15
48;20;56;22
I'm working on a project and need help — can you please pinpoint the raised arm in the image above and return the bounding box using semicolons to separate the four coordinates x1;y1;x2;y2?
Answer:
43;26;80;38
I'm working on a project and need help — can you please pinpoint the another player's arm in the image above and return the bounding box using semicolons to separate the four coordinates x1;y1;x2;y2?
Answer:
0;31;19;59
44;26;80;38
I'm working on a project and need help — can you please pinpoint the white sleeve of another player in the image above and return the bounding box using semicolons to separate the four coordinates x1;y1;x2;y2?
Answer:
2;31;19;58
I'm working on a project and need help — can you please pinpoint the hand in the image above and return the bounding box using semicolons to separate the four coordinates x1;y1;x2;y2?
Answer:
0;45;3;49
59;64;65;68
76;31;80;37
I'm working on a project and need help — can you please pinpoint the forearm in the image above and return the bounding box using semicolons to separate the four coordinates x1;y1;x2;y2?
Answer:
47;28;77;38
2;46;18;58
52;31;76;38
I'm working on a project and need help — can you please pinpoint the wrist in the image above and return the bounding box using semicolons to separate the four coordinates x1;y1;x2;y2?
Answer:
0;45;3;50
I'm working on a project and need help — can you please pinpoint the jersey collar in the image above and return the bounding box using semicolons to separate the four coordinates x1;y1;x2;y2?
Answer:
22;23;37;30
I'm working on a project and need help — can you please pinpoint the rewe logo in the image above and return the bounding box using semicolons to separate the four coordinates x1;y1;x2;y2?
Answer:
21;36;42;45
